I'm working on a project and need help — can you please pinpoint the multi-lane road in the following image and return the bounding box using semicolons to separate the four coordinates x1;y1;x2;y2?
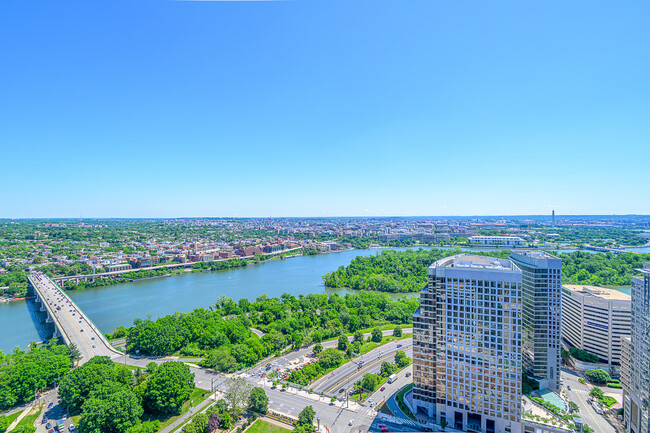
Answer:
561;369;617;433
312;339;413;395
28;272;120;363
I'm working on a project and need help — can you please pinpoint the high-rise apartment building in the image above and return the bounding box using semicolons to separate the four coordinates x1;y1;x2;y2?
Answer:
623;263;650;433
510;250;562;391
412;254;523;433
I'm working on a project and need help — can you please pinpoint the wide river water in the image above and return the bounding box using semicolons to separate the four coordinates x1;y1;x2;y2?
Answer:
0;246;612;353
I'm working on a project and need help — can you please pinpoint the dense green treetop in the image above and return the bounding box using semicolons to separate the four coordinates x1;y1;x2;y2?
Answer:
324;248;650;292
121;291;417;373
323;248;510;292
558;251;650;286
0;340;73;410
143;361;194;415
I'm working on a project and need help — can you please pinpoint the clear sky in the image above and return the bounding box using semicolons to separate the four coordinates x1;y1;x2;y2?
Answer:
1;0;648;218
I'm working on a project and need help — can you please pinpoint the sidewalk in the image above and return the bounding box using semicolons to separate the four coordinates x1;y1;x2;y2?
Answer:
159;394;216;433
6;404;39;432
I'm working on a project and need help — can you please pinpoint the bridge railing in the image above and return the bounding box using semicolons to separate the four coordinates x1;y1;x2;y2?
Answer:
46;277;120;355
28;276;72;346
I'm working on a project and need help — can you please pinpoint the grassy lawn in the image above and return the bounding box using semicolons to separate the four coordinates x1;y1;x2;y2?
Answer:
8;404;43;431
378;402;393;416
140;388;209;431
395;384;415;420
246;419;293;433
3;411;22;426
601;395;618;408
345;323;413;337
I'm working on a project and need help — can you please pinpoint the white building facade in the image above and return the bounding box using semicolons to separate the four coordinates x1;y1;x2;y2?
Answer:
413;254;523;433
561;285;631;366
468;236;525;248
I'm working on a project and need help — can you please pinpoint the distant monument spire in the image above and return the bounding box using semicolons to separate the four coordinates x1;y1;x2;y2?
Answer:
552;210;555;228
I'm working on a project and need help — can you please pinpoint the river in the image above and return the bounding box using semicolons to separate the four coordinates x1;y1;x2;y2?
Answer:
0;246;601;353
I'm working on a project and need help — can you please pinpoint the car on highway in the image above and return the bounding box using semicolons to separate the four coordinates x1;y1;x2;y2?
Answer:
406;372;411;377
80;329;83;332
348;419;354;426
567;385;571;391
380;386;385;391
92;345;96;348
339;387;346;393
397;344;402;348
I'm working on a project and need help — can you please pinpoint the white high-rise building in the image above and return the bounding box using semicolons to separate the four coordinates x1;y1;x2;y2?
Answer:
510;250;562;391
412;254;523;433
623;263;650;433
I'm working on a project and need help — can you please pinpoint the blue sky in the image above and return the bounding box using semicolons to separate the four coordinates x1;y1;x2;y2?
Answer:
1;0;648;217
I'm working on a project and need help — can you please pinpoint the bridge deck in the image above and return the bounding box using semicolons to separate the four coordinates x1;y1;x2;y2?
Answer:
28;273;121;364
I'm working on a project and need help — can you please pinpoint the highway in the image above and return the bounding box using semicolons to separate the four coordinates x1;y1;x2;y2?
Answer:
28;273;121;364
313;339;413;395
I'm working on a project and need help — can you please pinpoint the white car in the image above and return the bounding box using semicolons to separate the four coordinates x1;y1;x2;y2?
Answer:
349;419;354;426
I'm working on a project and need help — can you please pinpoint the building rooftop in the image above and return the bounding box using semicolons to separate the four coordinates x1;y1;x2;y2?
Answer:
562;285;631;301
511;250;559;260
433;254;514;271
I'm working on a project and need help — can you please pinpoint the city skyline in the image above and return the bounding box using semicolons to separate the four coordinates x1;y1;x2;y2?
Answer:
2;0;649;218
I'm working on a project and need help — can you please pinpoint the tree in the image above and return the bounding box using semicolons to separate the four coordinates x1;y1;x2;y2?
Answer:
182;413;208;433
318;348;344;369
359;373;381;392
585;369;610;384
207;414;221;432
395;350;410;368
68;343;81;363
337;335;348;351
380;361;396;378
313;343;323;355
393;327;402;338
59;361;118;415
440;418;448;430
0;416;8;432
291;332;303;349
297;405;315;429
583;426;594;433
569;401;580;413
78;390;143;433
220;412;231;429
353;330;364;343
248;387;268;415
589;387;605;399
371;328;382;343
144;361;195;415
224;376;253;410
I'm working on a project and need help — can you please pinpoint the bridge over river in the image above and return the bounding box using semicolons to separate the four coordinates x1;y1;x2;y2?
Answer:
28;272;121;364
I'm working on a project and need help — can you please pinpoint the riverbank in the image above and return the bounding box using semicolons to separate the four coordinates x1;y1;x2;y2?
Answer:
2;247;429;353
0;296;34;303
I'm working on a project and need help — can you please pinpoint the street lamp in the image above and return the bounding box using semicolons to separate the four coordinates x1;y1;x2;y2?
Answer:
317;417;320;431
